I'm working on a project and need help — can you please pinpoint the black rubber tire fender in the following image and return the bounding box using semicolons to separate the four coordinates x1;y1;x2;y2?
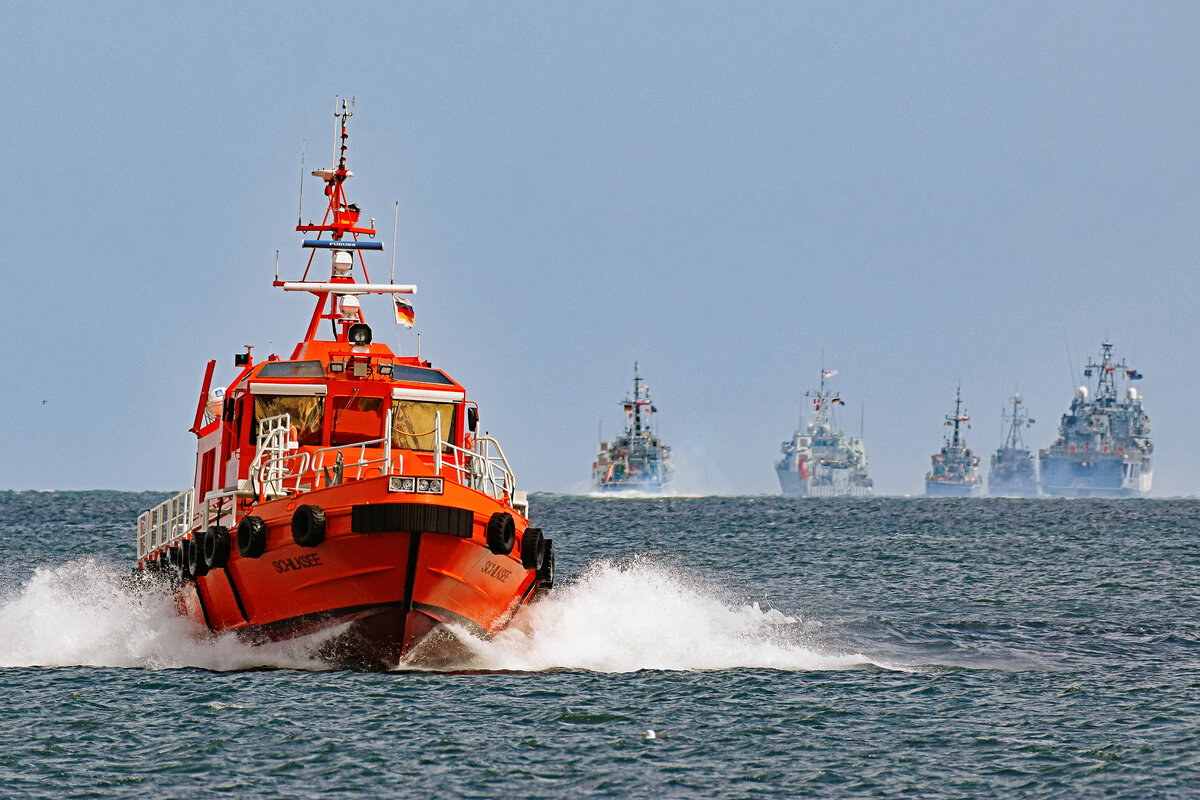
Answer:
292;505;326;548
237;515;268;558
536;538;554;591
186;534;207;578
204;525;231;570
520;526;545;570
486;512;515;556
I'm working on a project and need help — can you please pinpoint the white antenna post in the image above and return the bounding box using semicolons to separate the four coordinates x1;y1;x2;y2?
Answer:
390;200;399;284
297;139;306;225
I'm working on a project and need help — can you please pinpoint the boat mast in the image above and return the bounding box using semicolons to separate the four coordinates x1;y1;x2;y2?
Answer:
294;98;379;345
1001;394;1026;450
805;367;838;430
632;362;642;435
1083;340;1132;408
947;386;968;449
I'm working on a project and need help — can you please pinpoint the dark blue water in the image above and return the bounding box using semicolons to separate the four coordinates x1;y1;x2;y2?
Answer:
1;492;1198;797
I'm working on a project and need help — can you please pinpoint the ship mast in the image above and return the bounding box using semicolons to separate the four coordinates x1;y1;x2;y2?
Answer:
277;98;417;357
946;386;969;449
805;368;839;431
1084;340;1127;406
1001;393;1028;450
632;362;643;435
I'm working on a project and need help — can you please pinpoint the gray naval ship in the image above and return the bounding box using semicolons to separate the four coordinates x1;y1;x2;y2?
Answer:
592;363;673;491
1039;341;1152;497
776;369;873;498
988;394;1038;497
925;387;983;497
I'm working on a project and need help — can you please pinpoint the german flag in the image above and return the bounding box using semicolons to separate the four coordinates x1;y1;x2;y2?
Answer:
393;295;415;328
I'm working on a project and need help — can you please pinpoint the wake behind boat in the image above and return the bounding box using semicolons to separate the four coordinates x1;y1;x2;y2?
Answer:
133;102;553;669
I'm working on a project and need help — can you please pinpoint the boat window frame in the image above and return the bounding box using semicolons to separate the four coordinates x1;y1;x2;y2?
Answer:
249;393;326;446
329;392;389;447
390;398;460;453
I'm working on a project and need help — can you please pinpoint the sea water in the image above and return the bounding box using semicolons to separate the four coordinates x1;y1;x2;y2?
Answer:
0;491;1197;797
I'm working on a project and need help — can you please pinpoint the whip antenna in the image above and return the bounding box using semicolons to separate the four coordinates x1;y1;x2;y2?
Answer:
390;200;399;284
297;139;306;225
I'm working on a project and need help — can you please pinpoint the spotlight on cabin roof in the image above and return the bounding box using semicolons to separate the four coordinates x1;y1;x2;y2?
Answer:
348;323;372;345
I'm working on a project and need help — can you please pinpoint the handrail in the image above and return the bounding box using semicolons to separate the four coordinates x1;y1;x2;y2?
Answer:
248;413;298;498
311;408;397;484
434;410;443;475
136;488;194;561
439;434;516;501
256;450;312;495
311;438;397;484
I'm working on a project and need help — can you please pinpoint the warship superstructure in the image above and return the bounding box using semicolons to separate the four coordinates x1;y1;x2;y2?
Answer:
925;387;982;497
592;363;673;491
988;394;1038;497
1039;341;1152;497
776;369;873;498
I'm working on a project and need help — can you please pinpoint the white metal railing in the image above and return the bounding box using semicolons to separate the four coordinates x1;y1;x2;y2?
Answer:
256;450;312;496
194;488;239;531
136;414;518;561
309;407;396;487
136;488;194;561
439;433;516;501
248;408;399;496
249;413;300;498
310;437;398;485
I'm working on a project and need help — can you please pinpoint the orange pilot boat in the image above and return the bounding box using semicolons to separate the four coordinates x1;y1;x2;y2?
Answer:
134;101;553;668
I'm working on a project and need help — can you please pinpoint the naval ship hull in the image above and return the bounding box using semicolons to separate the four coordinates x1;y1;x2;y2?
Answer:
1039;451;1152;498
925;480;982;498
987;479;1039;498
777;464;873;498
989;450;1039;498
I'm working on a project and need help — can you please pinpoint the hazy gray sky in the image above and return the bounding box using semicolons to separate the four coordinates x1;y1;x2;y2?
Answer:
2;2;1197;496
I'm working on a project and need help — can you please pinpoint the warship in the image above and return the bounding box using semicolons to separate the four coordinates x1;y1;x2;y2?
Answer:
592;363;673;491
925;387;982;497
1039;341;1152;497
776;369;873;498
988;394;1038;497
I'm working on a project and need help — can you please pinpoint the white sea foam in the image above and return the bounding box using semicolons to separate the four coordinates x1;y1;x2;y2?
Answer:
0;556;880;674
0;558;323;671
432;556;877;673
581;488;705;500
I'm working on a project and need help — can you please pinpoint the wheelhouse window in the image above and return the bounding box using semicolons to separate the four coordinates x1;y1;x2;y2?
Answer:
331;395;385;446
251;395;324;445
257;360;326;378
392;401;456;452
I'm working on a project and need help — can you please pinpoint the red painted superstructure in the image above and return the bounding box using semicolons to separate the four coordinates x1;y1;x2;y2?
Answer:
135;101;552;668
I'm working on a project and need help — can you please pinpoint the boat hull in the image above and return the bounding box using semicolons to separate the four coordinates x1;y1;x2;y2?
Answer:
925;479;983;498
171;476;542;669
776;464;873;498
989;449;1039;497
594;479;670;493
987;479;1040;498
1038;451;1152;498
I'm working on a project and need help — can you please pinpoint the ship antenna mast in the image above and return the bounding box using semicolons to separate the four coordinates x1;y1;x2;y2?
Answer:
390;200;399;284
297;139;306;226
632;361;642;434
948;385;965;449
